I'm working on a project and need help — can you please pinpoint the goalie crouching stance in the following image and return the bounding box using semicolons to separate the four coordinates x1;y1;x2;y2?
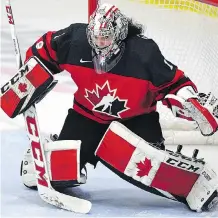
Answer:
1;3;218;213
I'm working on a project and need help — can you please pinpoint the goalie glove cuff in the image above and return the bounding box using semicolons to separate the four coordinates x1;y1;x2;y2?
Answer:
197;92;218;121
184;98;218;135
176;86;198;100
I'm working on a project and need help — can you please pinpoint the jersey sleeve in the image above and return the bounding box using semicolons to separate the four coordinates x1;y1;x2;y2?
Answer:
25;25;74;74
147;41;197;101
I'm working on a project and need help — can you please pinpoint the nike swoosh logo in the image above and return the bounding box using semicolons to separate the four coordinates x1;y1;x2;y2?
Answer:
80;59;92;63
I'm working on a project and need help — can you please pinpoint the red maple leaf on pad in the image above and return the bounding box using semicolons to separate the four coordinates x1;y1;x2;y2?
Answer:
136;158;152;177
18;83;27;93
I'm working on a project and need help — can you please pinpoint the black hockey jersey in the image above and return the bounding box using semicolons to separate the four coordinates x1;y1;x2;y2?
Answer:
25;23;196;123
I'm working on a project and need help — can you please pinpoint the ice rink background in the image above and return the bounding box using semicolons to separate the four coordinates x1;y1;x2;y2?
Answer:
1;0;218;217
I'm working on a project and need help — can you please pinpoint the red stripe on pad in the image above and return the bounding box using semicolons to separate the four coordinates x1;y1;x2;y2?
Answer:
26;64;50;88
151;163;199;197
1;89;20;117
51;150;78;181
96;129;135;173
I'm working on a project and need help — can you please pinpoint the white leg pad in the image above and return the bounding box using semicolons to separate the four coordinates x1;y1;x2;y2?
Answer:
21;140;83;188
95;121;218;211
44;140;81;182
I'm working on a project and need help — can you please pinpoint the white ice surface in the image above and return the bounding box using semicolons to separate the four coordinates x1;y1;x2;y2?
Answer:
1;0;218;217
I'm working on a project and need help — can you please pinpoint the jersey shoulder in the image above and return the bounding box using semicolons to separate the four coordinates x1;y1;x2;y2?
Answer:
126;35;161;64
50;23;89;63
51;23;88;48
125;35;178;87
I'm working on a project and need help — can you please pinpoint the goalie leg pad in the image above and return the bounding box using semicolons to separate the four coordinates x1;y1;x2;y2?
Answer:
95;121;218;211
21;140;86;190
95;121;199;198
44;140;86;189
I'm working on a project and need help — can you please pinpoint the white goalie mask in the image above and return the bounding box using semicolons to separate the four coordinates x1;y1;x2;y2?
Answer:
87;3;128;73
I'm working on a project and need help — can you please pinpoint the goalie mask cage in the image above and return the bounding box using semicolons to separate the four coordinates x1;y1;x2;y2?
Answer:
88;0;218;145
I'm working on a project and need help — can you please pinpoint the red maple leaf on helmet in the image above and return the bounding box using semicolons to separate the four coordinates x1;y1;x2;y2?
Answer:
136;158;152;177
18;83;27;93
